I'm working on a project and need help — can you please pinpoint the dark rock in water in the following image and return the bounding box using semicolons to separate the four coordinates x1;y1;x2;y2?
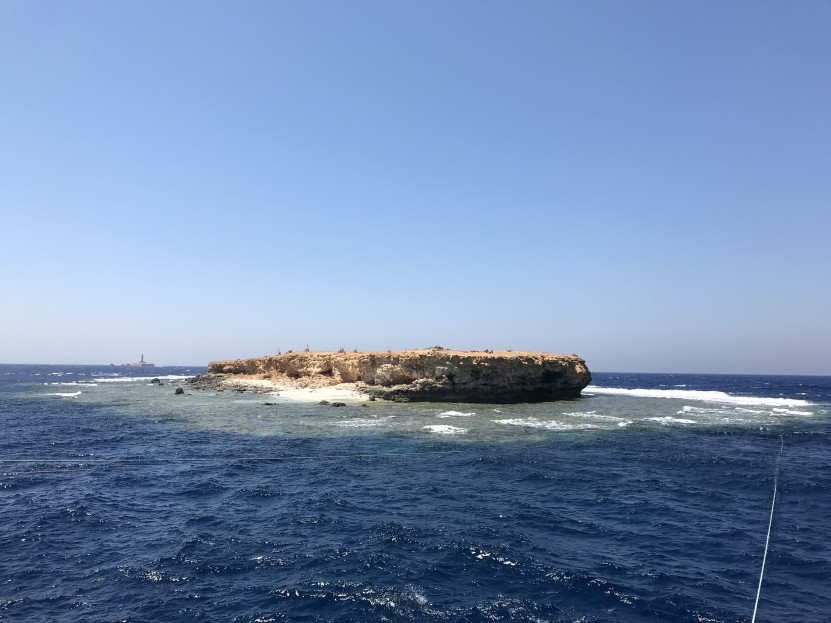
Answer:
330;402;346;407
264;402;276;406
319;400;330;405
174;387;184;395
186;373;276;395
151;378;161;384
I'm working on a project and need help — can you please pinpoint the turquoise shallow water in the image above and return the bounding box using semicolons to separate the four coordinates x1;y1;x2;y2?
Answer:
1;365;829;622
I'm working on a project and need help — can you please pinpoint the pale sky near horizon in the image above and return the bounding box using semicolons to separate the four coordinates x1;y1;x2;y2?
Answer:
1;1;829;374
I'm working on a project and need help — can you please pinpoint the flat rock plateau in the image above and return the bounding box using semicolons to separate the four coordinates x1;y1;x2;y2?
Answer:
194;347;592;403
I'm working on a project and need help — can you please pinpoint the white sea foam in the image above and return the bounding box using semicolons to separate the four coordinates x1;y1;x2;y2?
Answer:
47;391;81;398
586;386;812;407
423;424;466;435
647;416;697;425
469;548;518;566
94;375;191;383
566;411;625;421
437;410;475;418
772;408;813;416
492;418;595;431
677;405;721;415
332;416;395;428
679;404;798;420
53;382;97;387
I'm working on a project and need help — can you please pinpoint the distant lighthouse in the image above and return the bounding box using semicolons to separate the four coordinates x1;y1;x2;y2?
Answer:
128;354;155;367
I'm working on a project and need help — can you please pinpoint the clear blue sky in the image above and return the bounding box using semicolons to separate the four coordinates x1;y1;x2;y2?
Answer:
1;1;829;374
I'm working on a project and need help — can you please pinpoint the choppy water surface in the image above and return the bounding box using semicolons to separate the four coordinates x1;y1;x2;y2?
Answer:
1;365;829;622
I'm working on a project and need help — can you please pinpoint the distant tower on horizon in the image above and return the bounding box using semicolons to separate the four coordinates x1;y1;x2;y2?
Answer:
128;353;155;367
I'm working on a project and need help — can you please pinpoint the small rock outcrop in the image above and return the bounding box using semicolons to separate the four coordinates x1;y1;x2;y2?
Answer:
205;348;591;403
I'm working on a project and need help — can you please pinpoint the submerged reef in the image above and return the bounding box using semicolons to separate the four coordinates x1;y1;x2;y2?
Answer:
204;347;591;403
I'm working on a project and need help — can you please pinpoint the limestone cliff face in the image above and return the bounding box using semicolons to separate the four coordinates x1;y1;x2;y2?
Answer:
207;348;592;403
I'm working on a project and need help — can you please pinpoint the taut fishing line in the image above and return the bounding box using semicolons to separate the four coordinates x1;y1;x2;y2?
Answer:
751;433;784;623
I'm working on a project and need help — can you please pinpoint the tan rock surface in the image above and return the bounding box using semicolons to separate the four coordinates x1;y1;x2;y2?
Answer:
205;347;591;403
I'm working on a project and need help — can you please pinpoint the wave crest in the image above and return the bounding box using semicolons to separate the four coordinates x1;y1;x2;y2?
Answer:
585;386;812;407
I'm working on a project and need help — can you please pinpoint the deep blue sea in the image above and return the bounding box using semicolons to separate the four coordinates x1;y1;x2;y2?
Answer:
1;365;829;622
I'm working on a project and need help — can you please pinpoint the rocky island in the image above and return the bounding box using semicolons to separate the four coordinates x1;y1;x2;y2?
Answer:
191;347;591;403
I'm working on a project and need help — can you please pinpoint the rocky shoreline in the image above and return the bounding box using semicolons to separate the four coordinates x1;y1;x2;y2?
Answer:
187;373;268;393
195;347;592;403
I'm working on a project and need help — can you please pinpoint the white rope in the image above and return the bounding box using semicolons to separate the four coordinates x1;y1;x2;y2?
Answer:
751;434;783;623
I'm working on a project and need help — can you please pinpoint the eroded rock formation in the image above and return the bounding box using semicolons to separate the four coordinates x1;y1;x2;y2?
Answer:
206;347;591;403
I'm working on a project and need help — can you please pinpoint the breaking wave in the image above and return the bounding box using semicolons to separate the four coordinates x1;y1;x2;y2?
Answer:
423;424;466;435
493;418;596;431
585;385;813;407
437;410;475;418
94;375;192;383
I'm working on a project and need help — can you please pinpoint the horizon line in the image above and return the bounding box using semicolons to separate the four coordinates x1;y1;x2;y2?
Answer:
1;362;829;377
